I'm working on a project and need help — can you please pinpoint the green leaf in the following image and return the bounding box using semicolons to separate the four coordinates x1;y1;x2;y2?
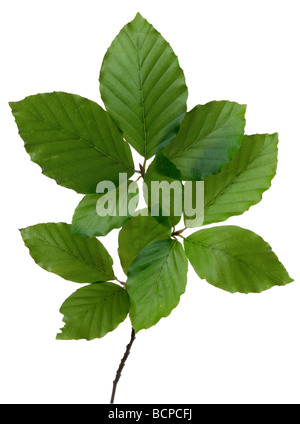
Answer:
143;153;183;226
118;214;172;275
100;12;188;158
57;282;130;340
184;226;293;294
126;239;188;331
20;223;115;283
72;180;139;238
9;92;134;194
202;133;278;225
183;181;205;228
163;101;246;180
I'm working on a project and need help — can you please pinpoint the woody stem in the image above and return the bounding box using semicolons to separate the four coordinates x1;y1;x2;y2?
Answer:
110;327;136;404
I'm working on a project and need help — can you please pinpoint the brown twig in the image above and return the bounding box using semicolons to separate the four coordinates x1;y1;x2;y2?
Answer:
139;163;146;179
171;228;186;237
110;327;136;404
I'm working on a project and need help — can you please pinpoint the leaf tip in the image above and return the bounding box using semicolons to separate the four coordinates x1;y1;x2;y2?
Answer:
131;12;147;27
134;12;144;20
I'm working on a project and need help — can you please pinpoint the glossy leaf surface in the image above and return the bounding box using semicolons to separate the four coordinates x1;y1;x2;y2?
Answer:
72;180;139;238
118;214;172;275
10;92;134;193
163;101;246;180
126;239;188;331
100;13;188;158
144;153;183;226
184;226;293;293
57;282;130;340
202;133;278;225
20;223;115;283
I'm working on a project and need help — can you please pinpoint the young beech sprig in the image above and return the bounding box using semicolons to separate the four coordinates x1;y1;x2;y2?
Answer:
10;13;293;403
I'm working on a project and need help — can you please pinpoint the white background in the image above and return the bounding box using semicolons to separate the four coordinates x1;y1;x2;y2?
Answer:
0;0;299;404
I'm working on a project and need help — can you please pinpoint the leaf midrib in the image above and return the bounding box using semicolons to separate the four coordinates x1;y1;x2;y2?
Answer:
30;233;114;279
154;240;176;288
124;26;148;158
204;145;262;210
24;103;134;172
132;240;176;306
61;289;121;335
186;237;278;283
204;141;275;214
168;107;242;161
